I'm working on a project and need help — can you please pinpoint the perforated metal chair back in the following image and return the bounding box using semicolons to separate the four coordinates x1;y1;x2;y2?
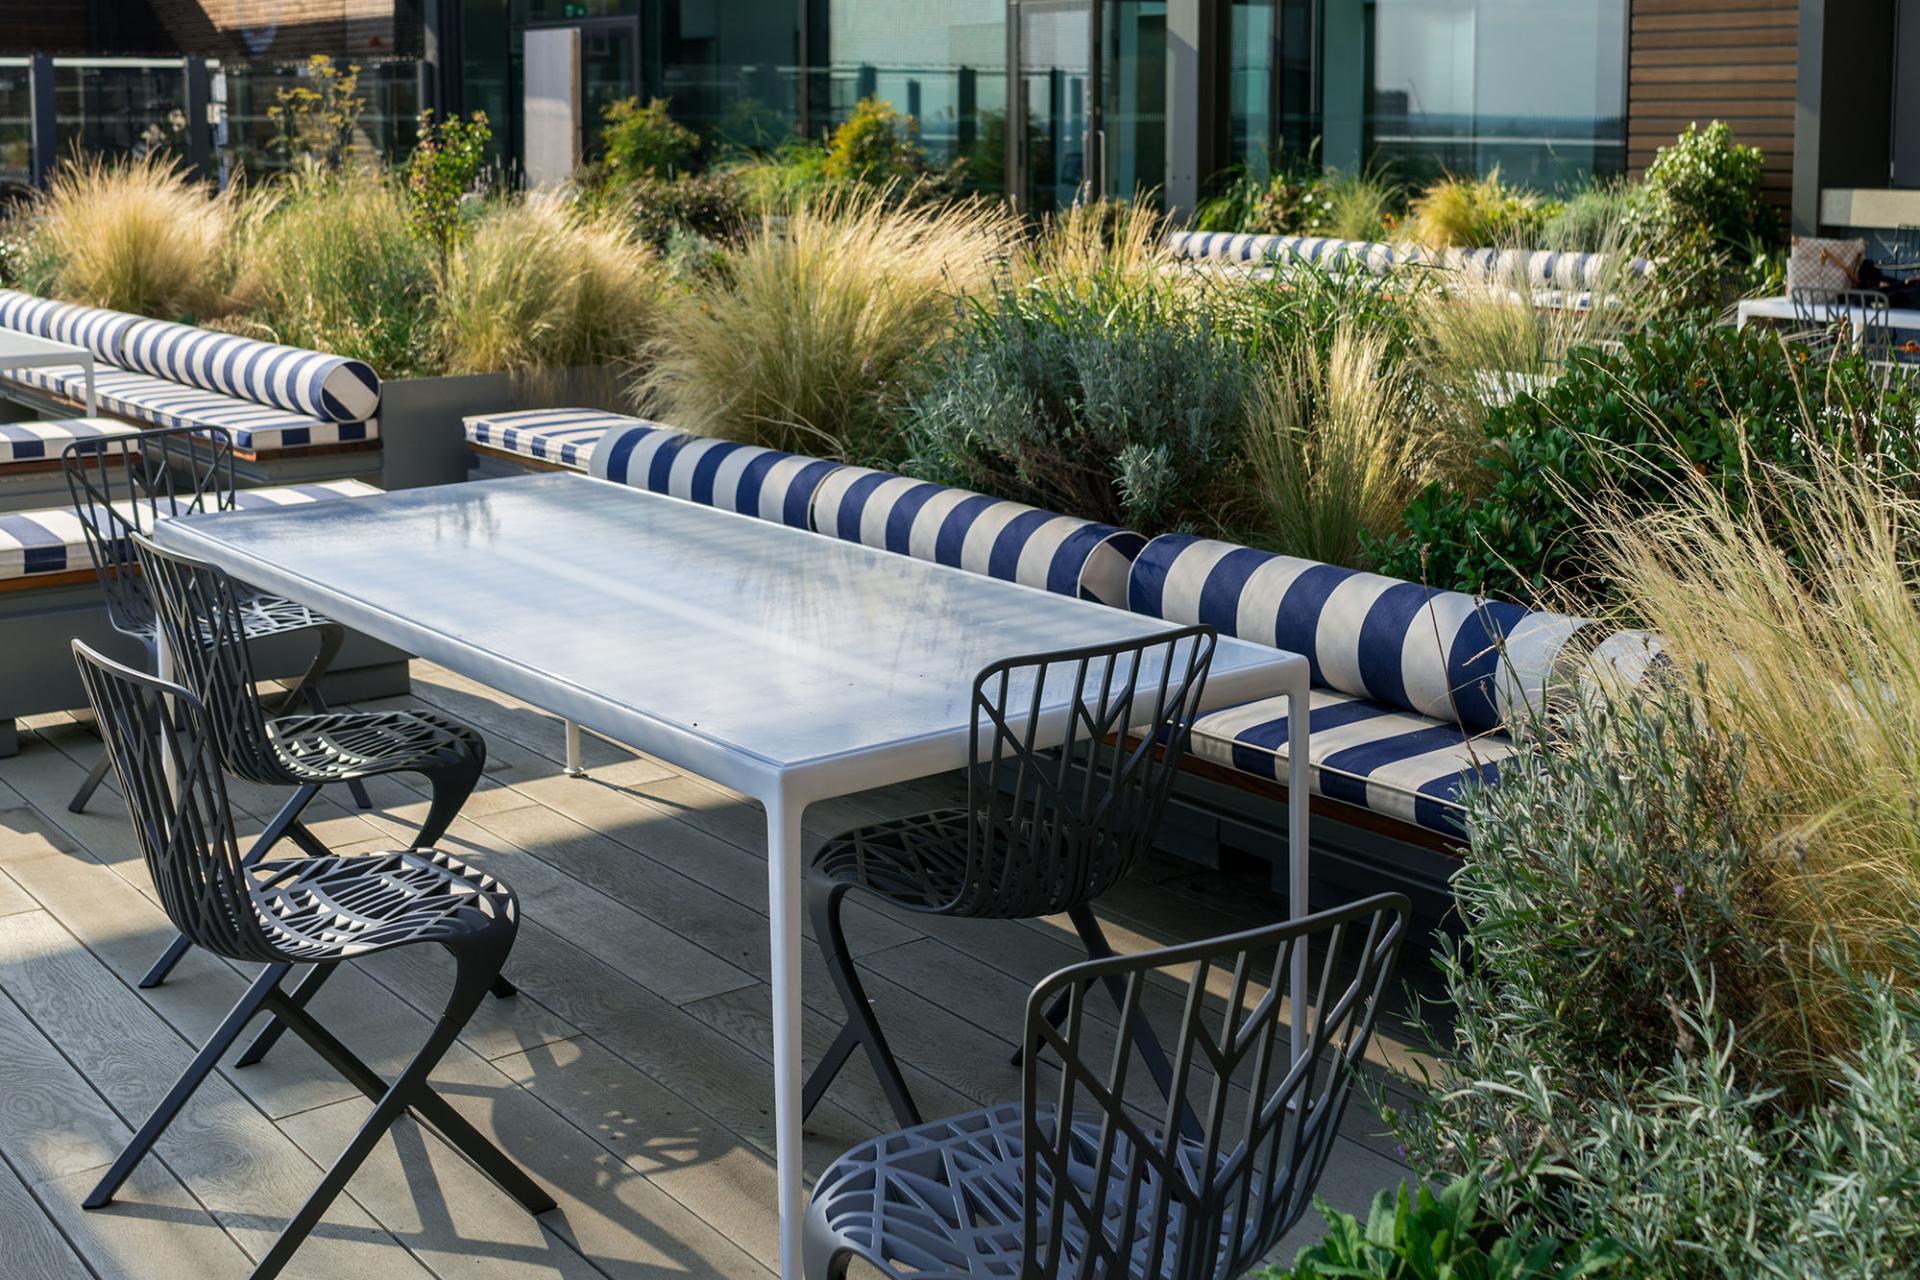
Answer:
70;640;289;966
1022;892;1408;1280
959;624;1215;919
63;426;237;639
131;532;282;784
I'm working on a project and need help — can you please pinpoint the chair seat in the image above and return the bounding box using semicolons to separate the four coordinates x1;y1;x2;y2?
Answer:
249;847;514;961
5;362;377;453
1190;688;1520;840
813;808;973;911
267;707;483;785
462;407;637;471
807;1102;1208;1280
0;478;381;582
0;418;142;465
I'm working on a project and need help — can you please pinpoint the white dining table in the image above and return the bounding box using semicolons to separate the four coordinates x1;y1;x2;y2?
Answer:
0;329;96;415
155;471;1313;1277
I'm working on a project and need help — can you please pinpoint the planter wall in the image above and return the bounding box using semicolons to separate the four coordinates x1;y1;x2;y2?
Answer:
380;366;624;491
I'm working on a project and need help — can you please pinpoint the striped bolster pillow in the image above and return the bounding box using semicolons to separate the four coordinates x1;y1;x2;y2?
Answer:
117;317;380;423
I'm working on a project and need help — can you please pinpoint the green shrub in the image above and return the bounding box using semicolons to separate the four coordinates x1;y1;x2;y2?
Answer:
231;172;437;373
1260;1176;1625;1280
1628;122;1780;310
405;109;491;258
267;54;367;171
624;172;745;251
1395;684;1920;1278
1195;168;1319;235
1541;182;1631;253
822;97;927;186
726;139;833;212
907;262;1249;530
1307;170;1401;242
602;96;698;183
1411;170;1544;249
1367;322;1920;602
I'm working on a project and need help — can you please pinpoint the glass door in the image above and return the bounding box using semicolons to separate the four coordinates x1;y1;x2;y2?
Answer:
578;17;642;159
1100;0;1165;199
1011;0;1094;214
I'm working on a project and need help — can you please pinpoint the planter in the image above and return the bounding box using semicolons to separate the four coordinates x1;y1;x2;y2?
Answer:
379;365;625;491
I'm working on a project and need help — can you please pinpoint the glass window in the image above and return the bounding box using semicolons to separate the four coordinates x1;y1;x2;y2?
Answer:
1228;0;1272;179
821;0;1007;190
1364;0;1626;192
659;0;801;149
1103;0;1164;199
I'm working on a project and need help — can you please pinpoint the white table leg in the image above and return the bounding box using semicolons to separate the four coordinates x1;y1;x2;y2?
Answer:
1286;669;1311;1065
563;719;584;777
765;789;807;1279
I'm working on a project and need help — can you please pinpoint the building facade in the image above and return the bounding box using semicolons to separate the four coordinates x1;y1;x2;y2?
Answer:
5;0;1918;238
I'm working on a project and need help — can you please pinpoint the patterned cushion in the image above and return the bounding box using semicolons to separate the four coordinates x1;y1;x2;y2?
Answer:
0;479;382;582
808;466;1147;607
1190;689;1518;839
1163;233;1651;289
463;408;632;471
1129;534;1593;735
0;418;142;464
0;289;137;362
116;316;380;423
4;363;376;453
590;422;839;530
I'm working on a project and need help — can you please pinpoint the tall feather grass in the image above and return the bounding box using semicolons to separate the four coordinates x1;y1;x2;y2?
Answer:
228;173;438;375
24;152;238;318
1595;452;1920;1055
1243;322;1439;567
438;193;667;377
639;187;1015;462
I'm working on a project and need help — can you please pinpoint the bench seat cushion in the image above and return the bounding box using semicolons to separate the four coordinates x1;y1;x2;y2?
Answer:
0;418;142;464
590;421;840;530
1190;689;1518;840
6;363;376;453
0;479;381;582
808;466;1146;608
463;408;634;470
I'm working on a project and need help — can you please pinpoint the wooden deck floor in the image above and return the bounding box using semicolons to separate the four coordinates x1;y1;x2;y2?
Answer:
0;662;1422;1280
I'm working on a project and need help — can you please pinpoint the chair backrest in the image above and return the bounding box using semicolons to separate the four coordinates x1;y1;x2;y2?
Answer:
1836;288;1893;360
129;532;281;785
63;426;237;639
1790;285;1840;328
70;640;286;965
952;625;1215;920
1020;892;1409;1280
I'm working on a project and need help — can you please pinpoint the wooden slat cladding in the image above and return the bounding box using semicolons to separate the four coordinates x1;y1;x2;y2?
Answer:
1627;0;1798;203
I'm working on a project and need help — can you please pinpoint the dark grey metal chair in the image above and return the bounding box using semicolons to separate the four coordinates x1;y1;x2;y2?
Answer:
804;625;1217;1129
62;425;366;815
1790;286;1893;362
70;640;554;1280
130;531;507;1062
805;892;1410;1280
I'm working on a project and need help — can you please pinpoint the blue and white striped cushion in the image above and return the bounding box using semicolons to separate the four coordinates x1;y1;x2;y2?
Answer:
808;466;1147;607
1190;689;1518;839
590;423;838;530
1129;534;1589;735
6;364;376;453
0;478;382;582
0;289;138;362
464;408;632;470
1164;233;1652;289
116;317;380;423
0;418;142;464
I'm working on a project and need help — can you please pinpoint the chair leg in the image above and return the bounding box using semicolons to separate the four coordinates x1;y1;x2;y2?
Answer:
802;880;921;1128
140;784;322;990
67;751;113;815
85;964;289;1209
233;960;336;1068
259;977;554;1215
413;756;483;850
298;680;374;812
245;940;520;1280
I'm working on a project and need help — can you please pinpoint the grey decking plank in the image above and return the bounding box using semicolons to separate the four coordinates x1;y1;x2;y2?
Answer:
0;1154;93;1280
33;1162;254;1280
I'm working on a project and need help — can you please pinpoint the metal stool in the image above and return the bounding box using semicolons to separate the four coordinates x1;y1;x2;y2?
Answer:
806;892;1409;1279
71;640;555;1280
131;531;508;1063
803;625;1217;1129
62;425;368;815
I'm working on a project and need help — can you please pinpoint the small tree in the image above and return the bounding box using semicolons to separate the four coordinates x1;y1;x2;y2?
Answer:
602;96;698;184
823;97;926;186
406;109;492;259
267;54;366;170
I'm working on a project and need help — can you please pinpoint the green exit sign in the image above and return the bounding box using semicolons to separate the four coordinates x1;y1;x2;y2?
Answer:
563;2;588;13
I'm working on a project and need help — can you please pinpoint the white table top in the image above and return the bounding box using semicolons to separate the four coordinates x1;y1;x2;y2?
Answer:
1737;294;1920;328
0;330;90;366
155;473;1305;806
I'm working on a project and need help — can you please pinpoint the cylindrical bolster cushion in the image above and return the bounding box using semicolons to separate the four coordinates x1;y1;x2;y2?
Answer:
117;316;380;422
0;289;139;365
